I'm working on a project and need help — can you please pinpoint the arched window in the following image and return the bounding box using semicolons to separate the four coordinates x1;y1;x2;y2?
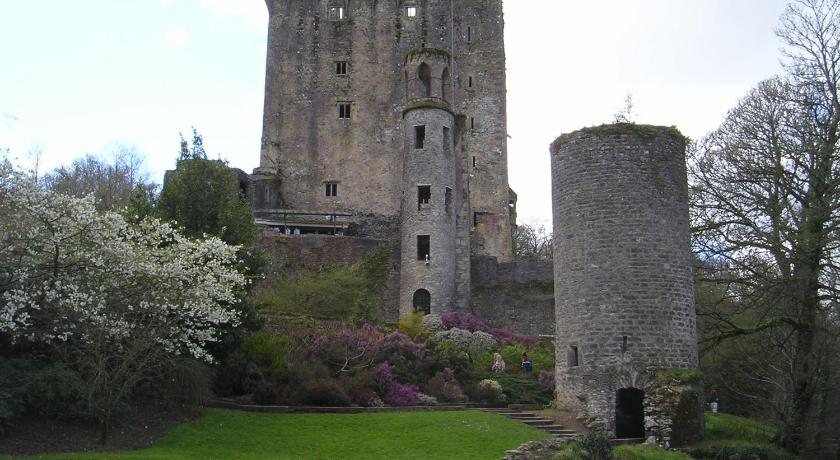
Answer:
413;289;431;314
418;63;431;98
441;67;450;102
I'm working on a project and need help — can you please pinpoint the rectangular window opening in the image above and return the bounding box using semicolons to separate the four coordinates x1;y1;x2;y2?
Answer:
336;61;348;75
418;185;431;210
406;6;417;17
468;76;473;88
338;103;351;119
417;235;430;261
443;126;451;155
621;336;628;353
445;187;452;214
414;125;426;149
567;346;579;367
325;182;338;197
329;6;345;20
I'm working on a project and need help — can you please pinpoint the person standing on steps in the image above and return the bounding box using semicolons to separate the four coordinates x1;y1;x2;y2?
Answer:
521;353;532;376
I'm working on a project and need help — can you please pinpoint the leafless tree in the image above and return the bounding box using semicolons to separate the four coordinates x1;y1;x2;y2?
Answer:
691;0;840;454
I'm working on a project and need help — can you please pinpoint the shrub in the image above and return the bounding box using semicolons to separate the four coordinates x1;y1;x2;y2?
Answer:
477;379;506;404
431;339;471;380
538;369;555;392
473;372;552;405
461;313;490;332
416;393;438;406
253;381;282;405
397;312;429;341
425;368;467;403
374;332;431;384
303;379;351;407
386;383;420;406
441;312;461;329
470;331;498;354
579;431;614;460
240;331;287;379
421;314;444;333
373;362;396;395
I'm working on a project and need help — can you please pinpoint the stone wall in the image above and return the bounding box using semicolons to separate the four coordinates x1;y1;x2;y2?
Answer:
255;230;401;322
470;256;555;336
550;124;701;443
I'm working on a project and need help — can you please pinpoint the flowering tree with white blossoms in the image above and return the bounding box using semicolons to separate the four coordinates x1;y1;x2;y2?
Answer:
0;160;246;442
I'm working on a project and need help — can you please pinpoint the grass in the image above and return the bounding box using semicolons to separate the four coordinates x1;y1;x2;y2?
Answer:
613;445;691;459
699;412;800;460
4;409;551;460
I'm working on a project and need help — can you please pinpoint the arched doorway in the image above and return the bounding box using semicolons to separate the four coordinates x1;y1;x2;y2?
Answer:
615;387;645;438
412;289;431;314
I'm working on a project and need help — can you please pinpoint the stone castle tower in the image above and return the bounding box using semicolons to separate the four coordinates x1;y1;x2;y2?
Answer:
252;0;516;316
550;125;702;445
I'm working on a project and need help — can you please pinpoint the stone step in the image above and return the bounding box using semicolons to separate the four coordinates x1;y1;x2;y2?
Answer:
548;429;578;435
521;420;555;427
504;412;536;418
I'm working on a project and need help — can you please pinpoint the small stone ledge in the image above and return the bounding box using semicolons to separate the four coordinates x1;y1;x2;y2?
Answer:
209;399;489;414
502;439;573;460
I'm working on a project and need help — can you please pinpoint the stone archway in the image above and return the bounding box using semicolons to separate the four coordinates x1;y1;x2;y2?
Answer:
412;289;431;314
615;387;645;438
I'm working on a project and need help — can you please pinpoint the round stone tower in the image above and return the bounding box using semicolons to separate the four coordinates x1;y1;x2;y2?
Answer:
399;48;458;316
550;124;702;446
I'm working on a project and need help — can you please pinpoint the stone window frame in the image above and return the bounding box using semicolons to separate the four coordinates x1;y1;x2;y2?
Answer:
338;102;352;119
414;125;426;149
417;185;431;211
335;60;349;76
405;5;417;18
567;345;579;367
325;182;338;197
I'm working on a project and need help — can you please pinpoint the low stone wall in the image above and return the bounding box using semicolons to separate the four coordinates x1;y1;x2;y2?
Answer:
470;256;555;336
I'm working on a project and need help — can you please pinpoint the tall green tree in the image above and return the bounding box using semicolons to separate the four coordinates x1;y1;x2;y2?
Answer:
690;0;840;454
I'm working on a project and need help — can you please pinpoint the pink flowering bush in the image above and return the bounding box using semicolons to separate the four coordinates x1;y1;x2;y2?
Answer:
386;383;420;406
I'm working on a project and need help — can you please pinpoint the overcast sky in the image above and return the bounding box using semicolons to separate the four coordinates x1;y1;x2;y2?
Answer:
0;0;789;225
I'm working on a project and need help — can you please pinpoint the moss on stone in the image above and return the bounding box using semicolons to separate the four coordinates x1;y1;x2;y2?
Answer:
551;123;686;153
404;47;452;63
655;368;704;386
402;98;454;116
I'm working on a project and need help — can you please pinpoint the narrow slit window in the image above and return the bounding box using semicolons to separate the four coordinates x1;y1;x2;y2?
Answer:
338;103;351;119
417;235;430;261
336;61;348;75
325;182;338;197
621;336;628;353
470;117;475;130
468;76;473;88
467;26;472;42
329;6;345;20
473;156;476;168
418;185;431;210
567;346;579;367
443;127;451;155
445;187;452;214
406;6;417;17
414;125;426;149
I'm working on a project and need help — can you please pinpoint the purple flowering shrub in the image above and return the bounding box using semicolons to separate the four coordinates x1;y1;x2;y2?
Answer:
441;312;461;330
425;367;466;403
373;362;395;394
386;383;420;406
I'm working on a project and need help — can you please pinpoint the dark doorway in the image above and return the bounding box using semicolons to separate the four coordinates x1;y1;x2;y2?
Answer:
413;289;431;314
615;388;645;438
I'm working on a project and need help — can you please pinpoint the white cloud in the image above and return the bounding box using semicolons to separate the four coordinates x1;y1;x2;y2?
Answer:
199;0;267;31
164;27;189;48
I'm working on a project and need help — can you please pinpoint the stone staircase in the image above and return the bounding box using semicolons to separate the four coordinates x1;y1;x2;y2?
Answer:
480;408;579;440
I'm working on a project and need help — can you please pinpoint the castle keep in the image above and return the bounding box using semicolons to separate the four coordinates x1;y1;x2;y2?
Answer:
252;0;516;316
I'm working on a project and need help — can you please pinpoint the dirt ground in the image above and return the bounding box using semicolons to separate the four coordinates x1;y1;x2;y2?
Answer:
0;402;200;456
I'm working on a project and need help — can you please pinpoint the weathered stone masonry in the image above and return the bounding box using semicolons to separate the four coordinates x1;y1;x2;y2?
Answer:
253;0;516;318
550;124;702;446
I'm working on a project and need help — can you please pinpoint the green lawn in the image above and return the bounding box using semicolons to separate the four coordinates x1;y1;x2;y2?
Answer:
4;409;551;460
